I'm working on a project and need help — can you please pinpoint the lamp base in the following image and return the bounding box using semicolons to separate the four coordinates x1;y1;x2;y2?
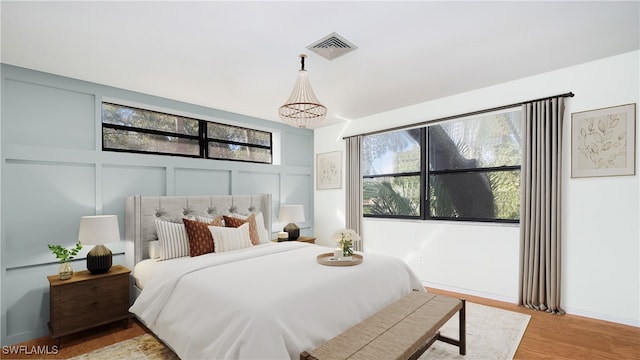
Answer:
87;244;112;274
283;223;300;240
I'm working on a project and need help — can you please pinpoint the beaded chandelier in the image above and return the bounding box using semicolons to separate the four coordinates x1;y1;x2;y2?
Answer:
278;54;327;128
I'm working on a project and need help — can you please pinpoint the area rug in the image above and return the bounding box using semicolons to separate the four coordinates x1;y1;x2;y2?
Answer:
420;302;531;359
68;334;179;360
71;302;529;360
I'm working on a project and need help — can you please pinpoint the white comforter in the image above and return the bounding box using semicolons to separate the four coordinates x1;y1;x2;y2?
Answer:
130;241;424;360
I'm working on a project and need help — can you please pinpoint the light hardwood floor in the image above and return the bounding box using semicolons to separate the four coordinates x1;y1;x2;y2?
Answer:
427;288;640;360
2;288;638;359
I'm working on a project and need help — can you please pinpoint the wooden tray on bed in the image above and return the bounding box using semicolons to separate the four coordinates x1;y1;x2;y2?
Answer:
316;253;363;266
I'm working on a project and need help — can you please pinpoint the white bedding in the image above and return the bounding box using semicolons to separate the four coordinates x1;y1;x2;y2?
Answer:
133;257;190;290
129;241;424;359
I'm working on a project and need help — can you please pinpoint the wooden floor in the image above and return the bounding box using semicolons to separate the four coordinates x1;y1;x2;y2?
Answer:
427;288;640;360
2;288;638;359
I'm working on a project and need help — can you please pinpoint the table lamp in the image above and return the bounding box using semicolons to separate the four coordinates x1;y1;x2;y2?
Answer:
78;215;120;274
279;205;305;240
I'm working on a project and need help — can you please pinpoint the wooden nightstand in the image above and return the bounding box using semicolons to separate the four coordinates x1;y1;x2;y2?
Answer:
48;264;130;346
296;236;316;244
272;236;316;244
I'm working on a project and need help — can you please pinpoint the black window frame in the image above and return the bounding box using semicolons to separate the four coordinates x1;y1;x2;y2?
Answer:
362;109;521;224
101;102;273;164
362;128;425;219
427;165;521;224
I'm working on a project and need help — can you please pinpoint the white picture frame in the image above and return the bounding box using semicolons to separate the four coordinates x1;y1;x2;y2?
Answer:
571;103;636;178
316;151;342;190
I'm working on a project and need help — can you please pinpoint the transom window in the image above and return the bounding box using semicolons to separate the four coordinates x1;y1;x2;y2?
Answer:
102;102;272;164
362;109;521;223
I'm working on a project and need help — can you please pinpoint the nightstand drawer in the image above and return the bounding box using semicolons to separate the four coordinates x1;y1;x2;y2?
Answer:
50;274;128;303
52;294;129;335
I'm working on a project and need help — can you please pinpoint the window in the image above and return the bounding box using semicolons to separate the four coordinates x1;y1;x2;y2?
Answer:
428;111;521;222
362;109;521;223
102;102;272;164
362;128;423;218
206;122;272;163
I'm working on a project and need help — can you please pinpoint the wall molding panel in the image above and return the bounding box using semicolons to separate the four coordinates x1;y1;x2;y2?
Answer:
0;64;314;345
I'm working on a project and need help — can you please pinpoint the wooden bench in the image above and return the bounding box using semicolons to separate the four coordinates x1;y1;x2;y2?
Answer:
300;291;466;360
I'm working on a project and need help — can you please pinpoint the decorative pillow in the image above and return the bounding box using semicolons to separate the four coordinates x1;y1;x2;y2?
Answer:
224;213;260;245
208;223;252;252
196;215;224;226
148;240;160;259
254;212;269;244
183;218;215;257
154;219;190;260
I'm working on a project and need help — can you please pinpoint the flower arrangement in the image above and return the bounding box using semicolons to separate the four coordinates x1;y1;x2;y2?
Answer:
48;242;83;280
332;228;360;257
48;242;83;263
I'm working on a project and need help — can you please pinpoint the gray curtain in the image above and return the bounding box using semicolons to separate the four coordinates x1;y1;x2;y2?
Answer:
519;97;565;314
345;136;363;251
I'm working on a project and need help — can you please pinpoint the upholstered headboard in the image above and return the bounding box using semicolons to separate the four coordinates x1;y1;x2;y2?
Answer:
124;194;272;270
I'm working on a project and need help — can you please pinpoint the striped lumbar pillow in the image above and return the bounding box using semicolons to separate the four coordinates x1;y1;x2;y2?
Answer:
154;219;190;260
208;223;252;253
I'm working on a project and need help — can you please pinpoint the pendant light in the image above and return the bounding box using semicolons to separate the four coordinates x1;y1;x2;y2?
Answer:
278;54;327;128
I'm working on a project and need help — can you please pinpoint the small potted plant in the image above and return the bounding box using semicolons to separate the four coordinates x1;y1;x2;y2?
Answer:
48;242;82;280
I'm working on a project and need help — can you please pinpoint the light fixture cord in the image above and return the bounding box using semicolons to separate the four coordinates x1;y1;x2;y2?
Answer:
300;54;306;71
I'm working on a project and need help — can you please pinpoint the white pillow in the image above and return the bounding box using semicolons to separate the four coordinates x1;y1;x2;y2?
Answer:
254;212;269;244
155;219;190;260
196;215;224;225
208;223;252;252
148;240;160;259
224;212;269;244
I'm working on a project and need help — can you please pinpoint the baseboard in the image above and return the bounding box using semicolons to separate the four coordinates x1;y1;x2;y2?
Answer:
2;326;49;347
562;306;640;328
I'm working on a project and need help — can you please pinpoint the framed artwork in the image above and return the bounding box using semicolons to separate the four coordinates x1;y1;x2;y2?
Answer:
571;103;636;178
316;151;342;189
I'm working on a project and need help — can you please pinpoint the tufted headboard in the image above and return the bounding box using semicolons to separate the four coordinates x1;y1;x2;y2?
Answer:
124;194;272;270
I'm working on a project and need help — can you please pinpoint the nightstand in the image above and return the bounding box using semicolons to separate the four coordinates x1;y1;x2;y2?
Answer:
48;264;130;346
272;236;316;244
296;236;316;244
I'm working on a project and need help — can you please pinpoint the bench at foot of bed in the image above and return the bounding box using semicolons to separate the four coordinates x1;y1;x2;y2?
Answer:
300;291;466;360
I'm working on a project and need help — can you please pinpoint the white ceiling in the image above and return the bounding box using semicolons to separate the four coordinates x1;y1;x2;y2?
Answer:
2;1;639;128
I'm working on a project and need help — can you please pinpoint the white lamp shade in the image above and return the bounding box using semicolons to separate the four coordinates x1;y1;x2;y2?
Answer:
78;215;120;245
279;205;305;223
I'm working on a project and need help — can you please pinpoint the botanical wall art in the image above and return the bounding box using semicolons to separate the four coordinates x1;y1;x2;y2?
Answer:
571;103;636;178
316;151;342;189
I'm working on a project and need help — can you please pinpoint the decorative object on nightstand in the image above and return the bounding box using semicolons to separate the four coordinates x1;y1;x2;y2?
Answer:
48;265;130;346
279;205;305;240
47;242;83;280
78;215;120;274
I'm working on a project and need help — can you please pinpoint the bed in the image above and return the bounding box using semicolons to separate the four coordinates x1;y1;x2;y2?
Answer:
125;194;424;359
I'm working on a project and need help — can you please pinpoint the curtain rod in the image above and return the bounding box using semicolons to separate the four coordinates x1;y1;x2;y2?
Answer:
343;92;574;139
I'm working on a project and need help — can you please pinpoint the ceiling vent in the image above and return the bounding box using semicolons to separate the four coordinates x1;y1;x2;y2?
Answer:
307;32;358;60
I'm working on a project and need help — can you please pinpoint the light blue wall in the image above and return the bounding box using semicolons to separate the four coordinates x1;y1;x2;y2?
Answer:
0;64;314;345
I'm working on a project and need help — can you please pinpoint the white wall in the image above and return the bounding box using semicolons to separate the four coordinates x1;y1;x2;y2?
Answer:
314;50;640;326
